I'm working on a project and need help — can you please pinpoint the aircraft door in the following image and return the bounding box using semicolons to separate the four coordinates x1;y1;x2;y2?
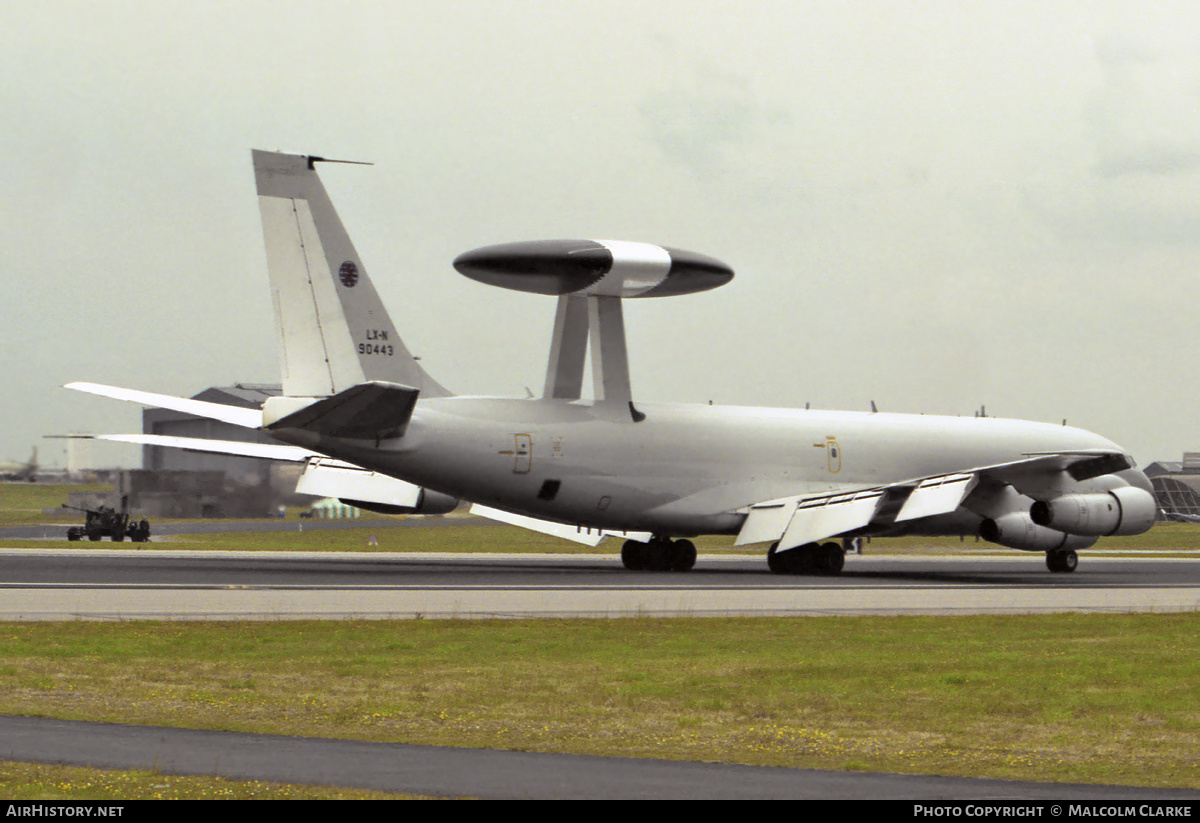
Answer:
513;434;532;474
826;436;841;473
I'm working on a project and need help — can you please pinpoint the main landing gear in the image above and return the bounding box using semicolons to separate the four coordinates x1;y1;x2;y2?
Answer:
621;537;697;572
766;541;845;576
1046;549;1078;573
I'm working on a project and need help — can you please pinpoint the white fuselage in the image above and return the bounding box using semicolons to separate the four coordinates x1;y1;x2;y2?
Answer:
269;398;1150;537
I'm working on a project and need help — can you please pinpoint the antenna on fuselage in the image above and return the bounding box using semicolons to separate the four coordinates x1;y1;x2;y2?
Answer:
453;239;734;424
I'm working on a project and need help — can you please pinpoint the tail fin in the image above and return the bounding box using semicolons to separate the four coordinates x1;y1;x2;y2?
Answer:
252;150;451;398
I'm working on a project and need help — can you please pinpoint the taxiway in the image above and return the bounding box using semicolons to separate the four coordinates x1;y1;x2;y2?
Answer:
1;548;1196;620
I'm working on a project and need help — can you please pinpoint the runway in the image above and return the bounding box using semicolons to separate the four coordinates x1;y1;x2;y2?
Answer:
1;547;1197;620
3;544;1197;798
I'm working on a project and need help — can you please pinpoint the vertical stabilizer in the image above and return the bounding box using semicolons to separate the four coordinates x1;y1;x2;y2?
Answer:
252;150;451;398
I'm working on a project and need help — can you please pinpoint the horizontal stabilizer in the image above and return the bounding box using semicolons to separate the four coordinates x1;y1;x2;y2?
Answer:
63;433;312;462
266;381;419;440
65;382;263;429
470;504;652;547
67;434;446;513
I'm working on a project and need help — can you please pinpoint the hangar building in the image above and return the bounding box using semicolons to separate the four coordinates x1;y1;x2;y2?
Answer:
135;383;304;517
1144;453;1200;520
142;384;285;484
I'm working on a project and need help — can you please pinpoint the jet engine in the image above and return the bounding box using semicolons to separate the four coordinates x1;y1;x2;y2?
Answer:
296;458;459;516
1029;486;1157;537
341;489;459;516
979;512;1096;552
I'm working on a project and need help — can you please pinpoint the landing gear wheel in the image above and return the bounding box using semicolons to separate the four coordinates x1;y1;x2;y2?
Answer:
621;540;648;571
623;538;697;572
767;542;821;574
1046;549;1078;573
767;542;786;574
794;543;821;574
817;542;845;575
645;540;673;572
670;539;697;572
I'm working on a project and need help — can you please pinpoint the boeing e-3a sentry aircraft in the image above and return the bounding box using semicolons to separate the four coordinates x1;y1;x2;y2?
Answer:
68;150;1158;575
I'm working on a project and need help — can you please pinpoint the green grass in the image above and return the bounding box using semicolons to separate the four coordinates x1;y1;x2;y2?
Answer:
0;482;112;526
0;615;1196;790
0;761;429;800
10;481;1200;554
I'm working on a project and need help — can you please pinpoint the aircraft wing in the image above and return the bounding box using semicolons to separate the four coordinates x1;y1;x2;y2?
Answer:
65;382;264;429
982;451;1136;497
735;450;1136;551
736;473;977;550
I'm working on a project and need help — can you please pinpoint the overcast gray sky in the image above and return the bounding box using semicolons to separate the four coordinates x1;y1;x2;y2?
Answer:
4;1;1199;468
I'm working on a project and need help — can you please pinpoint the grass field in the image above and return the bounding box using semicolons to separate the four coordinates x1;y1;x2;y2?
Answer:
0;482;112;526
8;480;1200;555
0;615;1196;792
0;761;420;800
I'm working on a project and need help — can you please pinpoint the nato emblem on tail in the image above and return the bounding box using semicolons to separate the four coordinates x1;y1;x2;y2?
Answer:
252;150;451;399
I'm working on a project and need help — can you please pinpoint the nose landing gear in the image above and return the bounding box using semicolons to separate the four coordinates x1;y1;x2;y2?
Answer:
1046;549;1078;573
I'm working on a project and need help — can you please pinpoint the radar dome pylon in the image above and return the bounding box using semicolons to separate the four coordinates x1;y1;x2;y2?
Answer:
453;239;734;424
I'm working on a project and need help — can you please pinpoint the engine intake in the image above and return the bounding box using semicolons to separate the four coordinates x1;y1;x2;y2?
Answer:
1030;486;1157;537
342;489;459;516
979;512;1096;552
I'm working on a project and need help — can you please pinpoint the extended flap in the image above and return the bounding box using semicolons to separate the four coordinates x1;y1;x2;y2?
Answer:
894;473;977;522
779;490;885;550
734;500;797;547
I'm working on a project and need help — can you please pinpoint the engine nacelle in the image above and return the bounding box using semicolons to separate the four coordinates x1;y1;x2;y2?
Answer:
979;512;1097;552
340;489;459;516
296;458;458;515
1030;486;1157;537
